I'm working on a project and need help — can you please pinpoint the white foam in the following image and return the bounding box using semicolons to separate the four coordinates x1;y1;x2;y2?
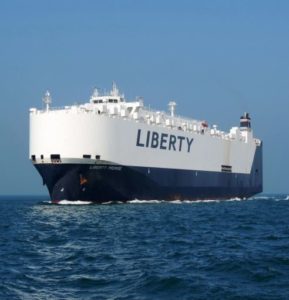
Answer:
182;198;247;203
43;196;254;205
126;198;244;204
128;199;222;204
226;197;245;202
181;199;221;203
250;196;270;200
277;195;289;201
56;200;92;205
190;199;221;203
170;200;182;204
42;201;52;204
128;199;164;204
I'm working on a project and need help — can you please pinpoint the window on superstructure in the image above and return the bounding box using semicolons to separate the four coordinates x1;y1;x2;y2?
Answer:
109;99;114;103
113;99;118;103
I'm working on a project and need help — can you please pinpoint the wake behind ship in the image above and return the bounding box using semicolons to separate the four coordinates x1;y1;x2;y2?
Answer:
29;83;262;203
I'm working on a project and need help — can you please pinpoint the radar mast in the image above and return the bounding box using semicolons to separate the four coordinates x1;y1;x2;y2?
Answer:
111;82;119;97
43;90;52;112
168;101;177;117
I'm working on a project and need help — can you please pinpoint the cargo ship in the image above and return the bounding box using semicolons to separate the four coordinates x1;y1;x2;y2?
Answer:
29;83;262;202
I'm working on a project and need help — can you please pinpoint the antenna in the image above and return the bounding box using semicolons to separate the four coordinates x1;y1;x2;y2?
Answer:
92;87;99;97
90;87;99;102
111;82;119;96
43;90;52;112
168;101;177;117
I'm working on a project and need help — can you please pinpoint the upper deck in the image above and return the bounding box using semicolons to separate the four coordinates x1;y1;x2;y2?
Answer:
29;83;261;145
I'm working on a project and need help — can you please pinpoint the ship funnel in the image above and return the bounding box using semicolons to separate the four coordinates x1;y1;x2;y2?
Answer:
240;112;251;130
43;90;52;112
168;101;177;117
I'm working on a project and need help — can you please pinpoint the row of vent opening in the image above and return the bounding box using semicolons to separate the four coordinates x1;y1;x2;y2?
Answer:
31;154;101;162
221;165;232;173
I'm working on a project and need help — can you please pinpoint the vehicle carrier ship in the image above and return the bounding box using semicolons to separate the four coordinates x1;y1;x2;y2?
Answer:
29;83;262;202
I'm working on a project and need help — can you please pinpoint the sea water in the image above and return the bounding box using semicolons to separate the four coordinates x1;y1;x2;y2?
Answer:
0;195;289;299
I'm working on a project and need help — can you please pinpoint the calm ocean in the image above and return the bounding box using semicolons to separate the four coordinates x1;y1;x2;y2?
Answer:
0;195;289;300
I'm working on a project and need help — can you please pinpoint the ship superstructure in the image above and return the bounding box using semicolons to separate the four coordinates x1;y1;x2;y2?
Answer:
29;83;262;202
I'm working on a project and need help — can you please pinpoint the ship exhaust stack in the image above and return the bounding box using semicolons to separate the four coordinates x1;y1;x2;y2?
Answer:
240;112;251;131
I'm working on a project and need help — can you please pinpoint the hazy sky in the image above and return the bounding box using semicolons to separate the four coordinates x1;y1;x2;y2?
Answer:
0;0;288;195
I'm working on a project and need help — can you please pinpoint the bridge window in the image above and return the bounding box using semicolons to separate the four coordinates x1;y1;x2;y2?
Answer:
94;99;103;104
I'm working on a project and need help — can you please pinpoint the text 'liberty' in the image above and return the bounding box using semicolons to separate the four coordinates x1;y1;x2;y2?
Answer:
136;129;194;152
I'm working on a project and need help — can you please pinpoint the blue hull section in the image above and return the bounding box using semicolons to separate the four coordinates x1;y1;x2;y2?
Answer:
34;146;262;202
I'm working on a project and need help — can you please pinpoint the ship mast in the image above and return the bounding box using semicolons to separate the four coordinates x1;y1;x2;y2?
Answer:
168;101;177;117
43;90;52;112
111;82;119;96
